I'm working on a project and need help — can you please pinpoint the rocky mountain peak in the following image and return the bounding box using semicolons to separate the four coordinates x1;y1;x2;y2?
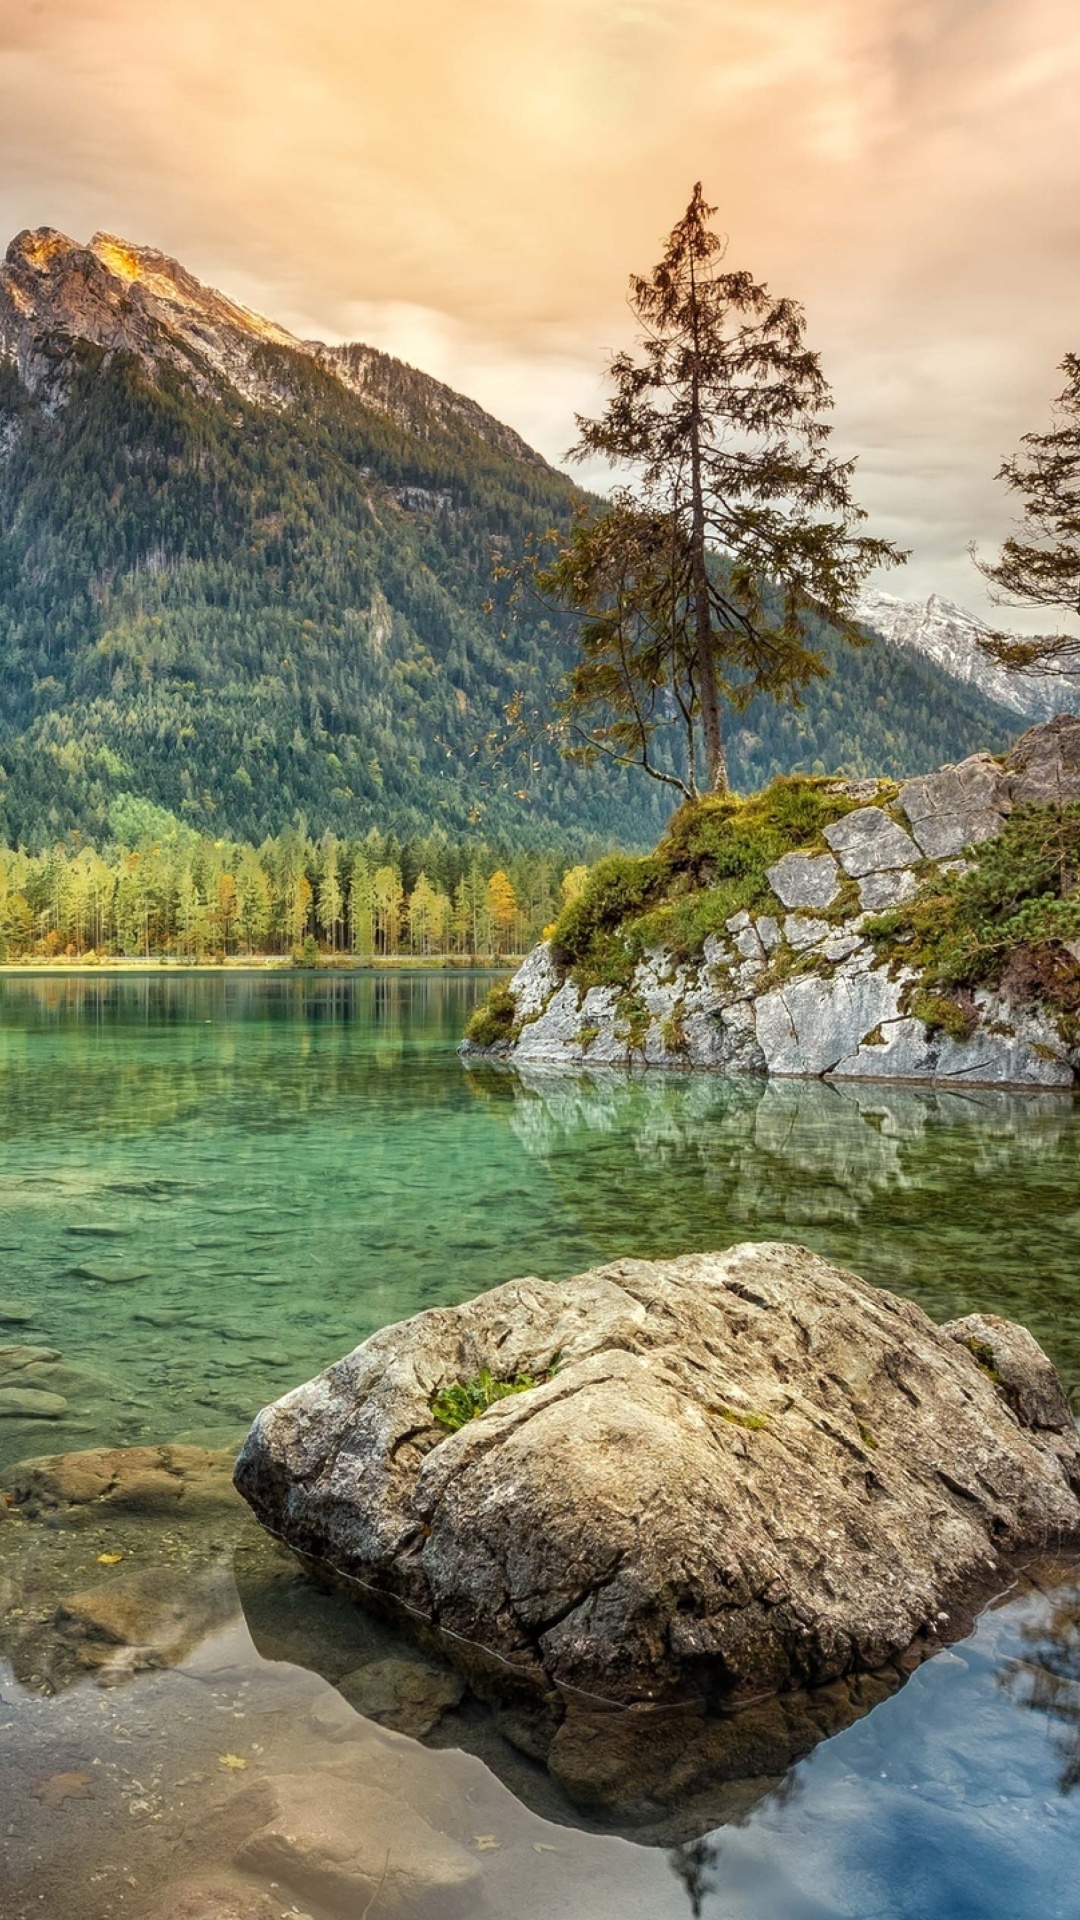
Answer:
0;225;550;467
0;224;304;402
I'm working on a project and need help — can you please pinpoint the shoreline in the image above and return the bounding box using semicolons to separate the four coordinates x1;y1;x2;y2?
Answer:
0;955;520;975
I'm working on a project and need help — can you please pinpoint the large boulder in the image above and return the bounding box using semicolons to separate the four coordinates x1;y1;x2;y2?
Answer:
235;1245;1080;1801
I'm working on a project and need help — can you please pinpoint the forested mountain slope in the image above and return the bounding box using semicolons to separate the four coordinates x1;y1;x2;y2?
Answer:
0;227;1024;851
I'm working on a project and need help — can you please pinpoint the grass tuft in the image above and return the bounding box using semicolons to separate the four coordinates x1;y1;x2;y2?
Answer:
431;1356;561;1434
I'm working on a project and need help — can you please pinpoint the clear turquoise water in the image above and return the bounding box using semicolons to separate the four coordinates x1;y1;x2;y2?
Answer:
2;968;1079;1473
1;970;1079;1919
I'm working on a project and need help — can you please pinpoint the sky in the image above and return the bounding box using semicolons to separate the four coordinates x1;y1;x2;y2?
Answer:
1;0;1078;618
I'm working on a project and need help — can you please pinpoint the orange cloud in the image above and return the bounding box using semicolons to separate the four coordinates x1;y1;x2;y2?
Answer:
1;0;1077;611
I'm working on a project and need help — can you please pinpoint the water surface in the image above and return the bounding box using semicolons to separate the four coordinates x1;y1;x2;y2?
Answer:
1;970;1078;1919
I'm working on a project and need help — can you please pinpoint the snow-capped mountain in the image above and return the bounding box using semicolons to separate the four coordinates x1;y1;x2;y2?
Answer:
856;589;1073;723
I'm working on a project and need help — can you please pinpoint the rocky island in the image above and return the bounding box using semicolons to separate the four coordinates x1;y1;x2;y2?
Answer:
463;715;1080;1088
234;1243;1080;1821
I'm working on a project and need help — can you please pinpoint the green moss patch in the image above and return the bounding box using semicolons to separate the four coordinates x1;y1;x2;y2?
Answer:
464;983;518;1049
548;776;859;989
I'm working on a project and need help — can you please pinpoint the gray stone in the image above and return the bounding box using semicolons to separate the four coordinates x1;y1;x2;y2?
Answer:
4;1443;242;1519
823;934;864;963
765;851;840;910
826;777;884;802
824;807;919;876
756;965;905;1075
756;915;781;953
829;999;1075;1087
0;1301;35;1326
733;923;763;961
899;752;1011;859
1005;713;1080;806
858;868;919;913
0;1344;60;1373
224;1770;480;1915
725;910;752;933
68;1263;151;1285
507;940;563;1023
783;914;831;952
54;1560;237;1674
235;1247;1080;1767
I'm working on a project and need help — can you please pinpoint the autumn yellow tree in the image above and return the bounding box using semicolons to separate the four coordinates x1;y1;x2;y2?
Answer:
486;870;520;956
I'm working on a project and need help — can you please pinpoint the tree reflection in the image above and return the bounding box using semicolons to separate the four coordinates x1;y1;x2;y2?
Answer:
669;1836;719;1916
1001;1572;1080;1794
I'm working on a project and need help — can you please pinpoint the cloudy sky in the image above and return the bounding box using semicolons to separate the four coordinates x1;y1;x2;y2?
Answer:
1;0;1078;616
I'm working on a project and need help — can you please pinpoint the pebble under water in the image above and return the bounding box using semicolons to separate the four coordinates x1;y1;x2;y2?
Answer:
1;967;1078;1920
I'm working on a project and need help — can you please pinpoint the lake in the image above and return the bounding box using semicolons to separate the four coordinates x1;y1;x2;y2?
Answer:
1;969;1078;1920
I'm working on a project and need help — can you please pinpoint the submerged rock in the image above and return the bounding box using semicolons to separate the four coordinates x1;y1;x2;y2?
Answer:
0;1300;36;1326
338;1656;466;1737
0;1386;67;1419
234;1245;1080;1813
213;1769;481;1917
6;1442;242;1520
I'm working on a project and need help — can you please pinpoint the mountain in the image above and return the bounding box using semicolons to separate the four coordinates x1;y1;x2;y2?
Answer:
856;588;1072;724
0;227;1046;851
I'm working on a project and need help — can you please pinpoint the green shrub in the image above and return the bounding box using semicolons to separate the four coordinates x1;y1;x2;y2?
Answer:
905;988;977;1042
464;983;518;1049
548;777;861;983
865;803;1080;1008
660;1002;688;1053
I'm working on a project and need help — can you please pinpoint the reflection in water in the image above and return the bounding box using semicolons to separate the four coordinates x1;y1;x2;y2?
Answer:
670;1836;721;1916
2;1468;1078;1920
1002;1574;1080;1794
468;1063;1080;1404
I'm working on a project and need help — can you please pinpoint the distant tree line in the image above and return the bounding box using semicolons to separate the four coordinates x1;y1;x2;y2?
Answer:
0;824;589;963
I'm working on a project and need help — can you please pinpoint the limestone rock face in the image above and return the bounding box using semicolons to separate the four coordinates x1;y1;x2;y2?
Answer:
899;752;1012;859
235;1245;1080;1727
1006;713;1080;807
823;806;919;876
765;851;840;911
467;718;1080;1088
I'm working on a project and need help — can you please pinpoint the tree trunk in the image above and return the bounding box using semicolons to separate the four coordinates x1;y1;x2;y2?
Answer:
689;397;727;794
687;258;727;795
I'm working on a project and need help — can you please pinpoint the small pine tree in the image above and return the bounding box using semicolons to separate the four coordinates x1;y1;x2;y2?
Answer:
974;354;1080;677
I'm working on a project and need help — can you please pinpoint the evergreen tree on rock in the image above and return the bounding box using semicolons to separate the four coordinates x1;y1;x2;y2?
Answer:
548;184;905;795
